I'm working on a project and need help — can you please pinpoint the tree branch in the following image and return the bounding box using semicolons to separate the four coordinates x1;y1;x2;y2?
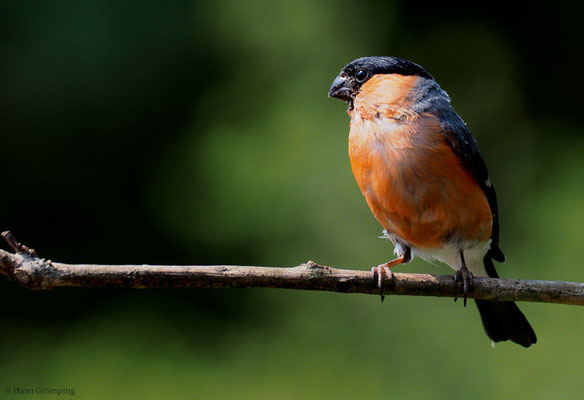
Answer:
1;231;582;305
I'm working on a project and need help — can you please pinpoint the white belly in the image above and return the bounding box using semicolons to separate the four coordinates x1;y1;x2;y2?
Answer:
413;241;491;276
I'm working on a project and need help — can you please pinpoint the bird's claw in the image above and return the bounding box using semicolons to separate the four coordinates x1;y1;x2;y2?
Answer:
371;264;395;303
454;266;474;307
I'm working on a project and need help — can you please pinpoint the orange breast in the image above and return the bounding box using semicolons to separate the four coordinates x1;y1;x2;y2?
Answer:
348;111;492;249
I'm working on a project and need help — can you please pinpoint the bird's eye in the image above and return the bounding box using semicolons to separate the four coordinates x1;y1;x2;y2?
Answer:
355;70;368;82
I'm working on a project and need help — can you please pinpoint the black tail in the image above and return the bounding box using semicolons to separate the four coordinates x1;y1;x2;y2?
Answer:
475;299;537;347
475;256;537;348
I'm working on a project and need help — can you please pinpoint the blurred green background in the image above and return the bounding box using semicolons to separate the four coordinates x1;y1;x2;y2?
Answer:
1;1;583;399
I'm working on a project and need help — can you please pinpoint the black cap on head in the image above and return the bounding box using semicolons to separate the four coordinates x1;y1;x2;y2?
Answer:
342;56;433;81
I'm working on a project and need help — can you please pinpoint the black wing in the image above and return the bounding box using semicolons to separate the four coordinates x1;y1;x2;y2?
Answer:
438;108;506;268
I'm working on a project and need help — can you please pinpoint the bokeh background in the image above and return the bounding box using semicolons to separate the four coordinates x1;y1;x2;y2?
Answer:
1;1;583;399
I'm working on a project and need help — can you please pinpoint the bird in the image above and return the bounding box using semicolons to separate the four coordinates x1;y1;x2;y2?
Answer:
328;56;536;347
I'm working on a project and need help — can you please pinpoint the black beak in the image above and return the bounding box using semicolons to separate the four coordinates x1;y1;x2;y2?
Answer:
328;75;352;103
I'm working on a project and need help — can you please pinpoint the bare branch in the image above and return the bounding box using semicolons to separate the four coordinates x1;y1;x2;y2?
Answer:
1;231;582;305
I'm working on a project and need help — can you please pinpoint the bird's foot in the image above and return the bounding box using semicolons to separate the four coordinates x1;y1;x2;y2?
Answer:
371;263;395;303
454;265;474;307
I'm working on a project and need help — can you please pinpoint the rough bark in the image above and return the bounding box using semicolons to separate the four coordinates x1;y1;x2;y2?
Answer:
1;233;582;305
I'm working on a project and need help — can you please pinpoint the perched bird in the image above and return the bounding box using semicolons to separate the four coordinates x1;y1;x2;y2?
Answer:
328;56;536;347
